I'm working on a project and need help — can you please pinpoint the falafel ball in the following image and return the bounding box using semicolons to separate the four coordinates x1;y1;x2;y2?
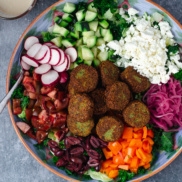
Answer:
68;93;94;122
120;66;151;93
67;81;77;98
70;64;98;93
96;116;124;142
105;81;131;111
99;60;120;86
67;116;94;137
90;88;108;115
122;100;150;128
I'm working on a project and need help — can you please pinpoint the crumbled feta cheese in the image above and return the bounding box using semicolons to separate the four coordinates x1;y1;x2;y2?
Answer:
97;44;106;52
128;8;139;16
106;13;181;84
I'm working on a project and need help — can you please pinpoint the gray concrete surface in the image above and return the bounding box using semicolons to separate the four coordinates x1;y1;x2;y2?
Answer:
0;0;182;182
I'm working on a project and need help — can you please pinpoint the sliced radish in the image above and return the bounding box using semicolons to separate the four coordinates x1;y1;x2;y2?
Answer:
49;48;61;66
21;59;31;70
34;45;49;60
66;55;71;71
34;64;51;74
57;49;66;66
41;70;59;86
43;42;55;47
65;47;77;62
27;43;42;58
16;122;31;133
39;47;51;64
22;55;39;67
59;71;68;83
24;36;39;50
53;57;68;72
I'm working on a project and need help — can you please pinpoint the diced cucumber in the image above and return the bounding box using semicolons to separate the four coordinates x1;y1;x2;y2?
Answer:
104;29;113;42
51;36;62;47
99;19;109;29
52;24;69;37
83;37;87;44
76;9;85;21
122;27;129;37
63;2;76;13
81;46;94;62
97;51;108;61
96;37;105;46
85;10;97;22
76;38;83;47
92;47;98;57
81;21;90;31
74;22;82;31
95;27;101;37
86;36;97;48
59;20;69;27
62;39;75;47
62;13;73;22
87;2;97;13
54;16;61;23
70;31;79;39
84;59;92;66
70;62;79;70
89;21;98;31
82;31;94;37
93;59;101;67
100;28;108;37
103;8;114;20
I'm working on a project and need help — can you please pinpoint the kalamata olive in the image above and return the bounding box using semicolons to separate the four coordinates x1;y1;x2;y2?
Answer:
50;147;60;154
64;136;81;149
54;150;65;157
48;140;59;148
87;149;99;159
36;130;48;144
70;157;83;164
56;158;67;167
98;138;108;148
70;146;84;156
53;130;66;142
87;158;99;167
90;135;100;148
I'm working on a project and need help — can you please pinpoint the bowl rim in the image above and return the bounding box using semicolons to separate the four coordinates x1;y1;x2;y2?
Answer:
0;0;37;20
6;0;182;181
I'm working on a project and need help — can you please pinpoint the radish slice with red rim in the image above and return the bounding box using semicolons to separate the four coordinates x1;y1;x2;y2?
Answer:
65;47;77;62
20;59;31;70
49;48;61;66
57;49;66;66
39;47;51;64
22;55;39;67
43;42;55;47
34;64;51;74
41;70;59;86
59;71;68;83
34;45;49;61
53;57;68;72
66;54;71;71
24;36;39;50
27;43;42;58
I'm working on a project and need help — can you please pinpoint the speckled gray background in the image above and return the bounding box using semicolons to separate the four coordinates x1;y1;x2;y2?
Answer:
0;0;182;182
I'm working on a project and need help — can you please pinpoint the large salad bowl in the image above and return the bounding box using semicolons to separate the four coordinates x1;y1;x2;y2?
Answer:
7;0;182;181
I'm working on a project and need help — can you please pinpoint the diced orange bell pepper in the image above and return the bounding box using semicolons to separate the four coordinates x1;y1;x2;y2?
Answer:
122;127;133;139
130;156;139;169
147;129;154;138
108;141;122;155
108;169;119;178
142;126;148;138
113;153;124;165
102;148;113;159
118;164;129;170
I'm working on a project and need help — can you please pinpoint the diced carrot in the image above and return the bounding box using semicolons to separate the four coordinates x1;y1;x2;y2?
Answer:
143;137;154;145
113;153;124;165
133;132;142;139
102;159;113;169
110;163;118;169
142;126;148;138
136;148;147;162
118;164;129;170
122;127;133;139
142;140;150;153
133;127;143;132
144;163;151;169
108;141;122;155
147;129;154;138
130;156;139;169
102;148;113;159
126;147;136;158
129;139;142;148
108;169;119;178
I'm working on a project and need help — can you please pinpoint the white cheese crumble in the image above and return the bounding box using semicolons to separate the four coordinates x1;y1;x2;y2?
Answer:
99;8;181;84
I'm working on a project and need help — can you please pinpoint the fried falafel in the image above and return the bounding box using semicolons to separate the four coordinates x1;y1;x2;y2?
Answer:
122;100;150;128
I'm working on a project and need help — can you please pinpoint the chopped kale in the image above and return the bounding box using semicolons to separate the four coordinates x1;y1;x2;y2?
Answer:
174;69;182;81
41;31;55;42
93;0;118;16
117;169;135;182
